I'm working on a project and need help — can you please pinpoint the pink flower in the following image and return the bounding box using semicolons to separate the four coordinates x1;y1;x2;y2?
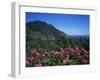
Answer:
75;47;81;56
40;54;46;58
28;57;35;62
76;52;80;56
75;47;79;50
75;50;81;56
81;48;88;55
69;48;74;51
81;48;85;51
69;48;75;53
66;54;69;58
35;52;40;56
35;63;42;67
26;57;35;65
63;53;69;59
62;59;67;64
61;51;65;54
83;50;88;54
42;54;46;57
26;60;30;65
54;51;59;55
31;50;37;55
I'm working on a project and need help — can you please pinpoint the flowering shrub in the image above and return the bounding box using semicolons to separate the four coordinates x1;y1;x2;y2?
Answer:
26;47;89;67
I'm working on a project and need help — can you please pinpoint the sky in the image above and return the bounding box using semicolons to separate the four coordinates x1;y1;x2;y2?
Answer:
26;12;89;36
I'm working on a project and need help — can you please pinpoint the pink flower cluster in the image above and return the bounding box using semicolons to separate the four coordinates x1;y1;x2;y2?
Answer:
26;47;89;67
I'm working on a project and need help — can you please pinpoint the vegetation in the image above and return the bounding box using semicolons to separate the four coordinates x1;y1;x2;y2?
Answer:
26;20;89;67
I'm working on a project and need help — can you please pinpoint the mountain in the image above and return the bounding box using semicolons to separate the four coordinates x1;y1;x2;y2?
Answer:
26;20;89;54
26;20;69;40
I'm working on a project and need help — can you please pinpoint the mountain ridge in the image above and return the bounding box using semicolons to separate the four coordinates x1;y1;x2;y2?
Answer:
26;20;69;40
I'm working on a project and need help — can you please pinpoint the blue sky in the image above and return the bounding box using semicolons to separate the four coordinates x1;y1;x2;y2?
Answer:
26;12;89;35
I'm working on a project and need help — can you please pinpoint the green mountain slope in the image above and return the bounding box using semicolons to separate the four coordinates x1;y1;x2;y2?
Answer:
26;20;69;40
26;20;89;54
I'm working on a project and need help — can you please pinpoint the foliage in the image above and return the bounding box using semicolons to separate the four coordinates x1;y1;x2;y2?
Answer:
26;20;89;67
26;47;89;67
